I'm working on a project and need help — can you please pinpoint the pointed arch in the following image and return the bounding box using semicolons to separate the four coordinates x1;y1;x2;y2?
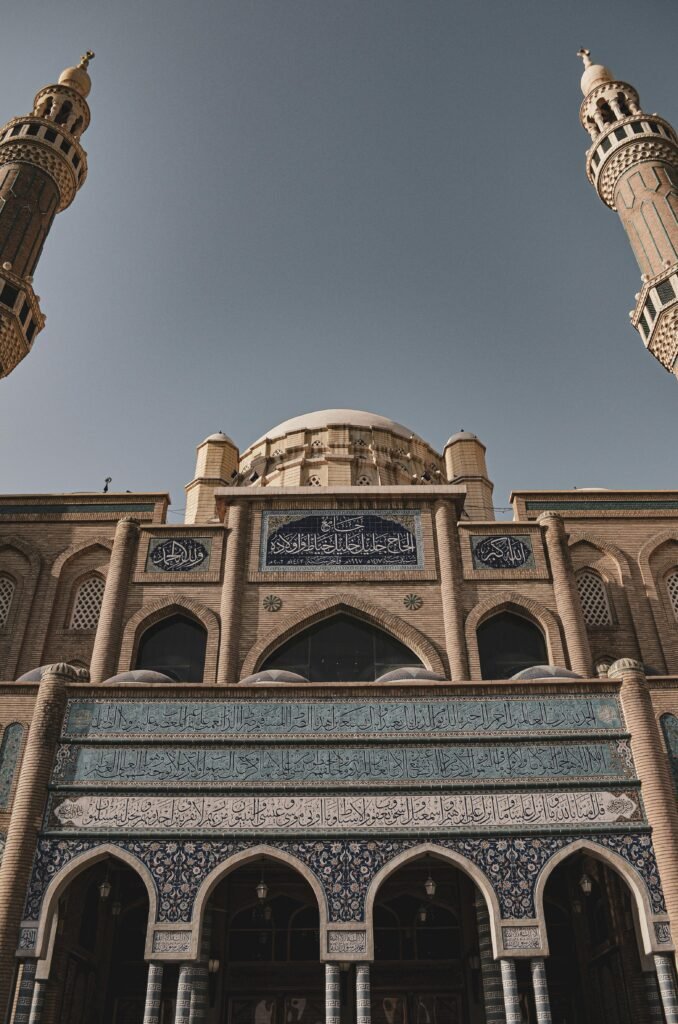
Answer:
49;536;113;579
534;839;666;956
465;592;565;679
32;843;158;968
190;844;328;961
240;593;445;678
364;842;502;959
0;536;42;680
567;530;632;585
638;530;678;671
118;596;219;683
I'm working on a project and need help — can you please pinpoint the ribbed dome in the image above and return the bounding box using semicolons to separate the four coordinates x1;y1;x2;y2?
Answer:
251;409;418;447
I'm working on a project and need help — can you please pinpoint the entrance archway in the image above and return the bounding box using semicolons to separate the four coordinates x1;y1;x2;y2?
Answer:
542;850;656;1023
40;855;150;1024
205;856;324;1024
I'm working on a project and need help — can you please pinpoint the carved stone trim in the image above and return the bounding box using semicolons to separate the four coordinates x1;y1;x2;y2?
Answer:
501;925;540;950
326;929;368;955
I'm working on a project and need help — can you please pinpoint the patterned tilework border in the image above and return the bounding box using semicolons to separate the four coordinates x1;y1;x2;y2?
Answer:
24;831;664;924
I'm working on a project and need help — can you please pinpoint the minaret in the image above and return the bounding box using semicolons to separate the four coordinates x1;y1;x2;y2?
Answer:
0;52;94;377
577;49;678;377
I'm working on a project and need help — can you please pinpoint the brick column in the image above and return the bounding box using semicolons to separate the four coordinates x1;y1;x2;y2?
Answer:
654;953;678;1024
217;502;248;684
610;657;678;961
26;975;45;1024
529;958;552;1024
538;512;592;676
499;959;521;1024
189;964;207;1024
474;896;505;1022
644;969;665;1022
142;963;164;1024
12;960;36;1024
434;500;468;680
174;964;193;1024
356;964;370;1024
0;664;72;1018
90;517;140;683
325;963;340;1024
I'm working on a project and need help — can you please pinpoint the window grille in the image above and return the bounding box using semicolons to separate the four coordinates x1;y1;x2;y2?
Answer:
576;570;612;626
307;475;322;487
70;575;105;630
667;572;678;620
356;475;371;485
0;576;15;628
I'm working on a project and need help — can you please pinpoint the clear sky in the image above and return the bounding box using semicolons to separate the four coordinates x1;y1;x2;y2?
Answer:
0;0;676;520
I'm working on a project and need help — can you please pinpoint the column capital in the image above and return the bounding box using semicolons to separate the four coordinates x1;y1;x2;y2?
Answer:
536;510;564;528
608;657;646;679
39;663;79;682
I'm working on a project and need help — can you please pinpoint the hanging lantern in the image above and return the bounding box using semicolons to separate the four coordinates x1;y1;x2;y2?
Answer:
424;872;436;899
111;900;122;917
417;905;428;923
579;873;593;896
256;878;268;902
98;878;112;901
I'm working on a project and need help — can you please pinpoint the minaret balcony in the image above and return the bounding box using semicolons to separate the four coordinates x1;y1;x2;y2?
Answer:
0;268;45;377
632;268;678;372
0;117;87;210
585;114;678;208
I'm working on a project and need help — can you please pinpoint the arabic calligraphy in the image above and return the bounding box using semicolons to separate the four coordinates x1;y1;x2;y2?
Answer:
50;789;641;834
52;740;631;787
260;510;424;570
63;696;624;739
147;538;210;573
472;535;534;570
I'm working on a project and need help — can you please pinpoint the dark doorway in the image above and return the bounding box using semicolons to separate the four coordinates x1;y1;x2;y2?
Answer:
477;611;547;679
135;613;207;681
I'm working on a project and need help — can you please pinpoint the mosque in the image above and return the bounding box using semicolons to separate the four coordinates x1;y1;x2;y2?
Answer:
0;48;678;1024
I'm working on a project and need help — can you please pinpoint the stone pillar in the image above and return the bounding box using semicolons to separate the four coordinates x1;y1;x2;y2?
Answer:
27;976;45;1024
174;965;193;1024
644;969;665;1022
90;517;140;683
434;500;469;680
189;964;208;1024
12;960;36;1024
143;963;164;1024
654;953;678;1024
499;959;521;1024
356;964;370;1024
0;664;72;1017
538;512;593;676
474;896;505;1023
217;502;248;684
325;963;340;1024
610;658;678;960
529;958;552;1024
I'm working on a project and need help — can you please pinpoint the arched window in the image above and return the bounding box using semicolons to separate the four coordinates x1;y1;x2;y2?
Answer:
261;613;423;682
135;613;207;682
667;571;678;621
70;575;105;630
0;575;16;629
576;569;612;626
660;714;678;794
477;611;547;679
0;723;24;809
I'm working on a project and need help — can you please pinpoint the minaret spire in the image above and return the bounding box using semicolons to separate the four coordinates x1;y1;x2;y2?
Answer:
577;49;678;377
0;55;95;377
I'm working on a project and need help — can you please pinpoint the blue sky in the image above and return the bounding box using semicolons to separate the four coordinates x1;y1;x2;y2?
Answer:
0;0;676;519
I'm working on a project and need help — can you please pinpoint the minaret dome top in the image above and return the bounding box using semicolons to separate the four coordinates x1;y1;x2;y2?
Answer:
577;48;614;96
58;50;95;98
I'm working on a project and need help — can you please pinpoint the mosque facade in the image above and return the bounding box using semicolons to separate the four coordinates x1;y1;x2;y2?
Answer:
0;52;678;1024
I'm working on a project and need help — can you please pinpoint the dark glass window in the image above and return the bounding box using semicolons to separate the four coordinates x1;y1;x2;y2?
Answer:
135;613;207;681
614;127;627;141
477;611;547;679
19;300;29;324
650;123;661;133
26;124;40;136
645;295;656;319
26;321;36;343
600;137;612;153
60;138;72;154
10;126;21;137
44;128;57;142
657;280;675;305
591;152;600;167
227;894;319;963
0;284;19;309
73;153;81;168
262;613;422;682
638;312;649;334
631;122;644;134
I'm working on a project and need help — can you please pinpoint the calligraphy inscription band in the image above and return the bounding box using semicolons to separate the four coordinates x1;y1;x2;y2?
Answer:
62;696;624;739
259;509;425;571
49;789;641;834
146;537;211;574
471;535;534;570
51;740;634;787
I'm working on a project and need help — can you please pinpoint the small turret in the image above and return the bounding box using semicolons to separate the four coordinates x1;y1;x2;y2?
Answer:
0;53;95;376
443;431;494;520
185;432;240;523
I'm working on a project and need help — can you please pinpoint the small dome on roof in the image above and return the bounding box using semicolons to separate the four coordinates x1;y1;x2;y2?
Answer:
376;667;446;683
445;431;479;447
250;409;419;448
104;670;175;684
58;52;95;98
239;670;309;685
511;665;582;681
578;48;614;96
202;431;236;445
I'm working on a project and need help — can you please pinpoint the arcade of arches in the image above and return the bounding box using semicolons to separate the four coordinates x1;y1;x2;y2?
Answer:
25;850;669;1024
